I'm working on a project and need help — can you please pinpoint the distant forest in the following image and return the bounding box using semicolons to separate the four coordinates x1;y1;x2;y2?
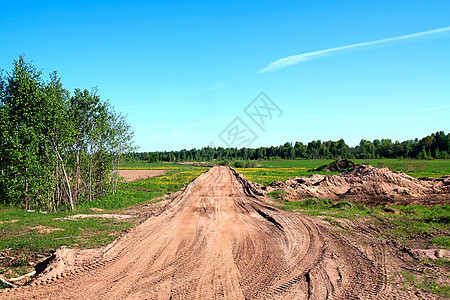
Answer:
126;131;450;163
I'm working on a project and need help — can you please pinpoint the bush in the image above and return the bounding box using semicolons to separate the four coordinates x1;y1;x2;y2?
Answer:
234;161;245;168
245;161;256;168
219;160;229;166
233;160;256;168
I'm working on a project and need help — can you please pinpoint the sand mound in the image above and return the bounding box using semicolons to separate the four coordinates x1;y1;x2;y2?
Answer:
267;165;450;205
308;159;356;172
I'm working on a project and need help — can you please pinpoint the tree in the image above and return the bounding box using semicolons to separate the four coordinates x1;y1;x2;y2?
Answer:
0;57;135;210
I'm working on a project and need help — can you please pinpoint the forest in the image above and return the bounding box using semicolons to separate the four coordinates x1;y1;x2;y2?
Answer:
0;57;134;210
126;131;450;163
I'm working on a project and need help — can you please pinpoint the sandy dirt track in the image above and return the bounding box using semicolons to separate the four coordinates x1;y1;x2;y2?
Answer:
118;169;168;182
0;167;430;299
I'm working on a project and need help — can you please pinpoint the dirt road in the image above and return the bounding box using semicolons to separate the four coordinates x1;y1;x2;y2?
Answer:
0;167;425;299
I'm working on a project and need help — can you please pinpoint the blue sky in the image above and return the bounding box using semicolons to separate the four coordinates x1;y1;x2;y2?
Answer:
1;0;449;151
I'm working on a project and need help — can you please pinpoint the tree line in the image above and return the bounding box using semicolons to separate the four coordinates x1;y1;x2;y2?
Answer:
125;131;450;163
0;57;134;210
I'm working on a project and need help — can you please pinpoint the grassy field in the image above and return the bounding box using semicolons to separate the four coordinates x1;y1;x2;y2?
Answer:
233;159;450;185
0;163;208;280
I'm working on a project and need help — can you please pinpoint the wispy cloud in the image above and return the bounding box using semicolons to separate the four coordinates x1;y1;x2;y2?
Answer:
257;26;450;74
200;83;225;92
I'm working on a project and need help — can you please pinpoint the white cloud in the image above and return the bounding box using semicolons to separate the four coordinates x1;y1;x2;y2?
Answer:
257;26;450;73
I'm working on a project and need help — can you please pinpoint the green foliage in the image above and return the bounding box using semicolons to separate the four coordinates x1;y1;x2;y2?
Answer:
232;160;257;168
233;161;245;168
279;199;368;218
218;160;229;166
0;57;135;210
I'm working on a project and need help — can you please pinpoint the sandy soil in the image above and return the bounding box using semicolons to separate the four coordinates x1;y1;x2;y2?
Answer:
1;166;443;299
118;169;168;182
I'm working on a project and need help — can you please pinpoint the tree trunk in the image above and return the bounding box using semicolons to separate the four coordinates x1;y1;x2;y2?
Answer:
89;155;93;202
75;148;80;204
53;141;74;210
114;153;120;194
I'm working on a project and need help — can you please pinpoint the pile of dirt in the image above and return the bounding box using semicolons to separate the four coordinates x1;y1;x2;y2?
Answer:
308;159;356;173
266;165;450;205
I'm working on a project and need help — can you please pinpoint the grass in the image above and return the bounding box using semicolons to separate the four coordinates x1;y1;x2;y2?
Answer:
0;162;209;281
0;207;135;279
383;205;450;245
230;159;450;186
432;236;450;247
400;271;450;297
